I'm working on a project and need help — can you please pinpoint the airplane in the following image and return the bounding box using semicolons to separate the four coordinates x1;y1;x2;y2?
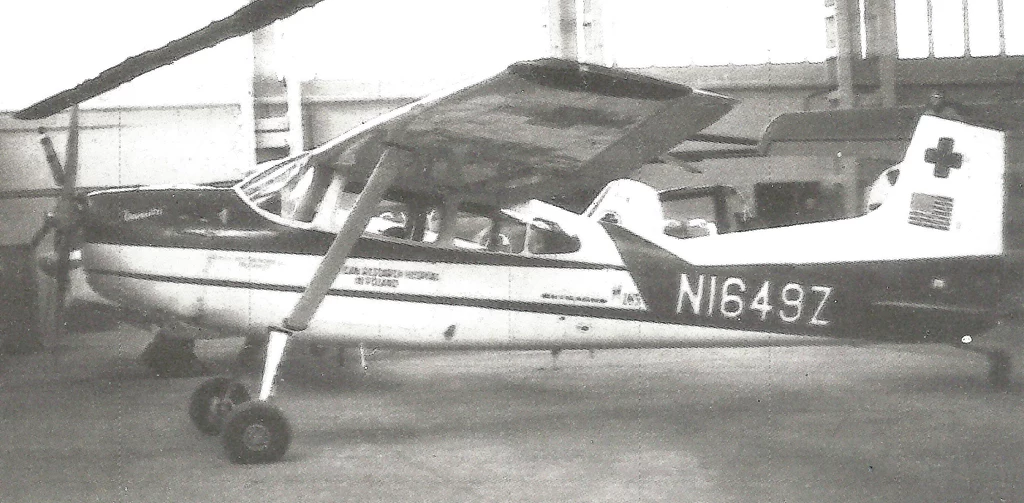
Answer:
13;1;1024;465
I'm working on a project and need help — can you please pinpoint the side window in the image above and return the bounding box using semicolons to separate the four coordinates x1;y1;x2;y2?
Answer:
372;201;409;238
525;218;581;255
470;217;527;253
662;195;721;238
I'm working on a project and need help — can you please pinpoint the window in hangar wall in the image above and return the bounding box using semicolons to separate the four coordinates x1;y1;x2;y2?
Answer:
895;0;1024;58
601;0;831;67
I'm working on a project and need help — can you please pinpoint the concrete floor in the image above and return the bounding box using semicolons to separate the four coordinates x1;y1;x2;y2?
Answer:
1;324;1023;503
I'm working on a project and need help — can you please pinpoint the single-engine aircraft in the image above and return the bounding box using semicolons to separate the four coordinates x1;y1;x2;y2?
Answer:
13;0;1024;465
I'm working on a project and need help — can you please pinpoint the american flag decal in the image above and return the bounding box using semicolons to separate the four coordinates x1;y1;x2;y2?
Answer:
908;193;954;230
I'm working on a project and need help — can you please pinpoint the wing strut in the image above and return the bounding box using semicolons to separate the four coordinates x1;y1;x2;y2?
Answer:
258;145;409;401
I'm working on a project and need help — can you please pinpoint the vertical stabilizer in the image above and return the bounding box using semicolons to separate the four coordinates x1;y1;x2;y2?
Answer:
866;115;1005;259
583;179;665;236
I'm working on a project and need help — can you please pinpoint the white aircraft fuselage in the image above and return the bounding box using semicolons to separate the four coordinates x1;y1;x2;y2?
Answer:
79;117;1021;350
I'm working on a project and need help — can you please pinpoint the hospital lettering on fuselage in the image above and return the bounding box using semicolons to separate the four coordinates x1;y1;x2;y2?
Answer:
343;265;440;288
676;273;833;326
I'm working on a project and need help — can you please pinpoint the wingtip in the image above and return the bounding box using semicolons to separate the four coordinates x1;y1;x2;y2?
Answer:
14;98;65;121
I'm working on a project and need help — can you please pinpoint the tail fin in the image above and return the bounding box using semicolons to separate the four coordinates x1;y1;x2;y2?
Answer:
583;179;665;236
866;114;1004;258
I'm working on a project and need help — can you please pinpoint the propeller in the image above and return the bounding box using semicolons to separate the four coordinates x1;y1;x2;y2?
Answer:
32;106;83;335
15;0;328;120
16;0;331;334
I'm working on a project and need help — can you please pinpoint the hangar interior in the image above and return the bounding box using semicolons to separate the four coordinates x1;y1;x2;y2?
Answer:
3;1;1024;500
2;0;1023;355
3;0;1023;246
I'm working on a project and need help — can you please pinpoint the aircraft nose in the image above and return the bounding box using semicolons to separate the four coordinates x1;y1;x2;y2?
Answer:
82;187;242;246
82;189;173;243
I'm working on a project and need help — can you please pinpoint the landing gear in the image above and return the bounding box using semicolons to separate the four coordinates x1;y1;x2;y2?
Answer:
141;327;206;378
221;401;291;464
986;350;1012;390
189;377;251;435
188;378;291;464
189;328;293;463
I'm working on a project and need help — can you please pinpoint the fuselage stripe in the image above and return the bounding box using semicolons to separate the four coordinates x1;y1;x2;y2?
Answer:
86;268;674;322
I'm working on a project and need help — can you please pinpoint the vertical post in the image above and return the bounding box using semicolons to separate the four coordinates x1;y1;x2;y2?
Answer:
962;0;971;55
239;32;258;171
834;0;861;109
549;0;578;60
926;0;935;57
871;0;898;106
284;56;305;156
997;0;1006;55
580;0;604;64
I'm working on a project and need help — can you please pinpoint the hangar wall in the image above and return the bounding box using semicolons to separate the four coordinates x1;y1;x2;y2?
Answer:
0;106;248;245
3;55;1023;245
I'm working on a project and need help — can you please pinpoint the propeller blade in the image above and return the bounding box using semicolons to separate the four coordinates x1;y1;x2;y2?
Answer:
63;106;80;191
50;105;82;336
14;0;328;120
29;216;55;250
53;230;72;294
38;128;66;186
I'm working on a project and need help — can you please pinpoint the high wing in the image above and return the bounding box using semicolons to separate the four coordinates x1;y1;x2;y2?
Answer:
276;59;735;208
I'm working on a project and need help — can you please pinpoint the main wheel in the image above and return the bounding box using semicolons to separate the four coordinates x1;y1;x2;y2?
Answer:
189;377;251;436
142;328;206;378
221;401;291;464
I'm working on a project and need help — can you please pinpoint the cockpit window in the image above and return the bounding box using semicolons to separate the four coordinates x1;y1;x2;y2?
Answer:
237;157;581;255
526;218;581;255
237;156;418;238
472;217;527;253
238;156;312;213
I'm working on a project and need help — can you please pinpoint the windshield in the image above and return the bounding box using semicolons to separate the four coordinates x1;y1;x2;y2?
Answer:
237;155;314;214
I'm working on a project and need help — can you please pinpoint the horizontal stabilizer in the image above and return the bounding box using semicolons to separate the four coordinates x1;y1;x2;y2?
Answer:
762;101;1024;162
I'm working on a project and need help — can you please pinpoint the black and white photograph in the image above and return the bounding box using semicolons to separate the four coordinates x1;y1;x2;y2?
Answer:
2;0;1024;501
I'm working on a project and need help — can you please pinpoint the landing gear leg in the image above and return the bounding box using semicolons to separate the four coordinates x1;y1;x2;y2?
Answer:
197;144;406;464
141;326;206;378
221;328;292;464
987;349;1012;390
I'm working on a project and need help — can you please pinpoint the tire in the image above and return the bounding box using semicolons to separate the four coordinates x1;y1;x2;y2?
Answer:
142;331;206;378
188;377;251;436
221;401;291;464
